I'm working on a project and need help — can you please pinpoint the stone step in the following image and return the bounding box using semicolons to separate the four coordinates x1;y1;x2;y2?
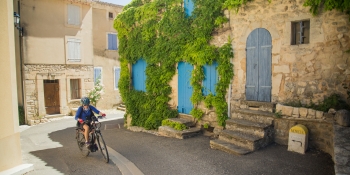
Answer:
226;118;271;137
219;129;275;151
117;106;126;111
167;118;195;127
232;109;274;125
240;101;276;113
158;126;202;139
210;139;252;155
45;114;65;119
178;113;196;123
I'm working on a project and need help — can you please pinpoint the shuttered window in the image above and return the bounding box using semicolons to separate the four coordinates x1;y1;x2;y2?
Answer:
67;4;80;26
94;67;102;85
70;79;81;99
202;61;218;96
291;20;310;45
108;33;118;50
67;38;81;61
114;67;121;90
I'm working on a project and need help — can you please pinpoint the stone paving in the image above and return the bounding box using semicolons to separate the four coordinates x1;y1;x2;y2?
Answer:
333;124;350;175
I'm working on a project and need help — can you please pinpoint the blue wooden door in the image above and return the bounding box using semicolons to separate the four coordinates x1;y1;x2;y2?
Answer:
246;28;272;102
178;62;193;114
132;59;146;92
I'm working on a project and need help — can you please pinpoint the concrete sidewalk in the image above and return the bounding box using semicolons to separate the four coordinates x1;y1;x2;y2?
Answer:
16;110;125;175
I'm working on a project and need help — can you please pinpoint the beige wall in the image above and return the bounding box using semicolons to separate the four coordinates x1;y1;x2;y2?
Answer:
91;3;123;109
21;0;93;65
0;0;23;171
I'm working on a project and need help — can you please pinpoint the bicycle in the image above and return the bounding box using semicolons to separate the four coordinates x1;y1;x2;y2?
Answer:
76;116;109;163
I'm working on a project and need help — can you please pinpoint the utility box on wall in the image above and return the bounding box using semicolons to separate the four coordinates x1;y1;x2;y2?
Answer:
288;124;308;154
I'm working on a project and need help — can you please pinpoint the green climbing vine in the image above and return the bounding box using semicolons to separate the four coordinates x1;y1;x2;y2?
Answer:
115;0;234;129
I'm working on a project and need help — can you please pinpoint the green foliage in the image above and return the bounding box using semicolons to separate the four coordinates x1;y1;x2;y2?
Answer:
303;0;350;19
162;119;187;131
115;0;234;129
190;108;204;121
285;94;350;112
87;78;104;107
274;110;282;118
223;0;253;12
203;123;210;129
18;106;25;125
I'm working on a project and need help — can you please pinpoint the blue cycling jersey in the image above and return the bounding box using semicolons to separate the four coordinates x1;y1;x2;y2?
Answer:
75;105;100;121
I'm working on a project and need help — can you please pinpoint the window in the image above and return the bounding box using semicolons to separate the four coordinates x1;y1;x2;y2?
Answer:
109;12;114;19
108;33;118;50
184;0;194;17
67;38;81;61
70;79;81;99
94;67;102;85
202;61;218;96
67;4;80;25
291;20;310;45
114;67;121;90
132;59;147;92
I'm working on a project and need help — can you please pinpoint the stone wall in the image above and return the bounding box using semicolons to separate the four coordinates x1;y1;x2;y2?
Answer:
210;0;350;105
24;64;94;122
274;117;334;157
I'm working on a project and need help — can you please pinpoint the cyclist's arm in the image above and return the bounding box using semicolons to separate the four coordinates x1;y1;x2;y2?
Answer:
75;107;83;120
90;105;105;116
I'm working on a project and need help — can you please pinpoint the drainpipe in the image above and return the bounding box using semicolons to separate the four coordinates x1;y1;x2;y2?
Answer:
17;0;27;123
227;10;232;119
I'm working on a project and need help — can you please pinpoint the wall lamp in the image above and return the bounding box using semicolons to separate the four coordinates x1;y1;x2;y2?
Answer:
13;12;23;34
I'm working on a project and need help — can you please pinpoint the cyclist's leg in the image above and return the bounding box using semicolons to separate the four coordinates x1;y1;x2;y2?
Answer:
83;123;90;144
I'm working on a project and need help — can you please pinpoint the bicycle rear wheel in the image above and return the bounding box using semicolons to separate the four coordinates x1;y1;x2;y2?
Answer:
76;132;90;157
96;132;109;163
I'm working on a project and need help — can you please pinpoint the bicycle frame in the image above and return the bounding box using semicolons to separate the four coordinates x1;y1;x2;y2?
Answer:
76;116;109;163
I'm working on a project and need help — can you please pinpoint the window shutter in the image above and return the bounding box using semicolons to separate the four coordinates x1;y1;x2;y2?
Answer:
108;34;113;50
115;34;118;50
67;38;80;61
94;68;102;85
115;67;120;89
68;4;80;25
113;34;117;50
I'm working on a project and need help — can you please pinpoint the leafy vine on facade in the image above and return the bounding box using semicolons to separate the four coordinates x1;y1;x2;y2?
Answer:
114;0;234;129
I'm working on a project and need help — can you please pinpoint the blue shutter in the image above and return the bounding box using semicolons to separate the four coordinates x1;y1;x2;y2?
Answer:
132;59;146;92
184;0;194;17
115;67;120;89
94;68;101;85
202;61;218;96
113;34;118;50
108;34;113;50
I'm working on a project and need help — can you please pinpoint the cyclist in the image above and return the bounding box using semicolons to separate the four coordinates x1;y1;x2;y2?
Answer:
75;97;105;147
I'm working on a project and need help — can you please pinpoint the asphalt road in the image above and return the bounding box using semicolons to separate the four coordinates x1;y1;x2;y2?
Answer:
25;118;334;175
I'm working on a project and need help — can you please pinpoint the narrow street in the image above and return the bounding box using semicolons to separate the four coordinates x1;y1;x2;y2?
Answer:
20;112;334;175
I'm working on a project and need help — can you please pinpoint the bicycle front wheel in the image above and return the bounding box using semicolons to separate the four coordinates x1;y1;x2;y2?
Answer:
96;132;109;163
76;132;90;157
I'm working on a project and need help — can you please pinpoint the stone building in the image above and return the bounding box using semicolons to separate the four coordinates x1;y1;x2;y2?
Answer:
14;0;123;124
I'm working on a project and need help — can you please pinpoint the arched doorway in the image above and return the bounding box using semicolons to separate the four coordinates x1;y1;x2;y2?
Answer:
246;28;272;102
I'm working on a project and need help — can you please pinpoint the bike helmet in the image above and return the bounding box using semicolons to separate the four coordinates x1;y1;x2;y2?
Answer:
81;97;90;106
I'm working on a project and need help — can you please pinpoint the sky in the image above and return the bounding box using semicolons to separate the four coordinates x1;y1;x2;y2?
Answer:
100;0;132;6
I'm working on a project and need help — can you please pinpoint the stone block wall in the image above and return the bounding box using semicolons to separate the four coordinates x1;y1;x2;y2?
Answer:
274;104;334;157
24;64;94;122
210;0;350;105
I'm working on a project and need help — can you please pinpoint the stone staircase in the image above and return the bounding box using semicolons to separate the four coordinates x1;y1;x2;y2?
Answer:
116;103;126;111
158;114;202;139
210;101;275;155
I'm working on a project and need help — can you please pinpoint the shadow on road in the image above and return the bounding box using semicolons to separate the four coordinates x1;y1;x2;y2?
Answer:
30;125;122;175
